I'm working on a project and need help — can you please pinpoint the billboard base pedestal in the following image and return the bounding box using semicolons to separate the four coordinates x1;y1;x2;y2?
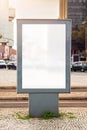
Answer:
29;93;59;118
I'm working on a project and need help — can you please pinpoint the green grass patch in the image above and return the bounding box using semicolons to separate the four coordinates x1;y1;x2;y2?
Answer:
41;111;56;119
58;112;76;119
16;112;30;120
58;112;67;117
15;111;76;120
67;112;76;119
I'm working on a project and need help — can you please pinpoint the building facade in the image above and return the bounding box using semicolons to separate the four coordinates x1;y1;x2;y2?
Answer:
0;0;15;60
68;0;87;28
68;0;87;55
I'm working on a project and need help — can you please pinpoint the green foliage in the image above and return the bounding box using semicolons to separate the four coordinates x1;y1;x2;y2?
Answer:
16;112;30;120
58;112;67;117
72;17;87;45
81;51;87;57
15;111;76;120
41;111;55;119
72;25;85;44
67;112;76;119
59;112;76;119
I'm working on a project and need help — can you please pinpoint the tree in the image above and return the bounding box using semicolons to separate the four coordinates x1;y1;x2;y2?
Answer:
72;25;85;45
72;16;87;47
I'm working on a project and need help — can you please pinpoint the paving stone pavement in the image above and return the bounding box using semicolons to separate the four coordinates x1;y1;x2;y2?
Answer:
0;108;87;130
0;70;87;130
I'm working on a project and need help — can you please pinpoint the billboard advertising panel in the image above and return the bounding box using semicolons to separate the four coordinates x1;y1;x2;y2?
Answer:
17;19;71;93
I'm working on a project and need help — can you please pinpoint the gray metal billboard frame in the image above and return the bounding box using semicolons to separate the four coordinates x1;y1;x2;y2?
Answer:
17;19;71;94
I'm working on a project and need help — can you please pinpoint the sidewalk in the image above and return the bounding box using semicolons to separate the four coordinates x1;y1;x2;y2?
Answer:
0;70;87;129
71;72;87;87
0;108;87;130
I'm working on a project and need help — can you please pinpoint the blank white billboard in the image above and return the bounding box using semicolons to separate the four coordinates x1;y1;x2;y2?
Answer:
22;24;66;89
17;19;71;93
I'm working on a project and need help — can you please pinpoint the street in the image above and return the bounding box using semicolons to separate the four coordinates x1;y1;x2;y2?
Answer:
71;71;87;87
0;69;87;87
0;69;17;87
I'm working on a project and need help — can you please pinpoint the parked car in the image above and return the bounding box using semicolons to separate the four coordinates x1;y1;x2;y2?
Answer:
72;61;87;72
0;60;6;69
7;61;17;70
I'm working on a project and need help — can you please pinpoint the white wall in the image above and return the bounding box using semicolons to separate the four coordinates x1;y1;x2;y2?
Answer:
11;0;60;19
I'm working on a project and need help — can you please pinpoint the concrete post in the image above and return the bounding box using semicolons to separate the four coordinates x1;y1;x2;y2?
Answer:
29;93;59;118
